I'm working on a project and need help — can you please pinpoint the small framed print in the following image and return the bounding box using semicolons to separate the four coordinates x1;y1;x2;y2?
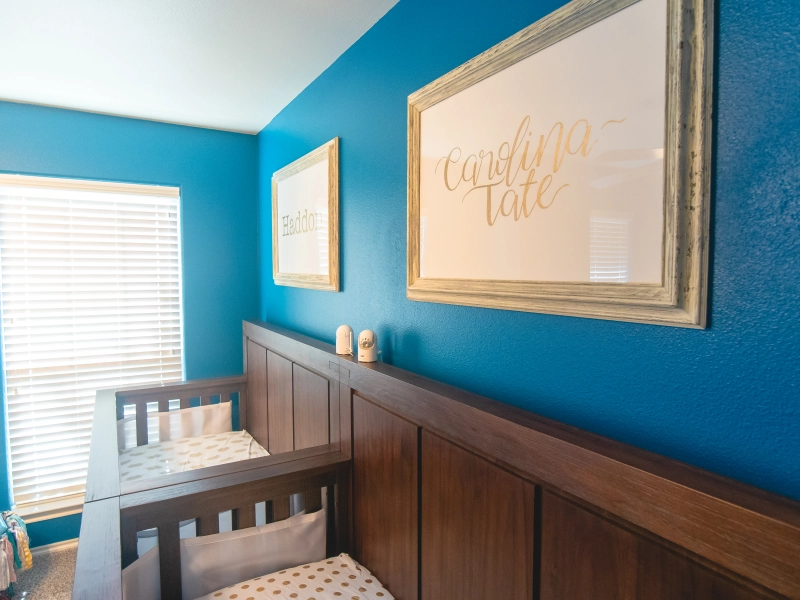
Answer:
407;0;713;327
272;138;339;291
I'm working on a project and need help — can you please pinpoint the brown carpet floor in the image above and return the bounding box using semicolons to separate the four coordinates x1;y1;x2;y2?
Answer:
14;544;76;600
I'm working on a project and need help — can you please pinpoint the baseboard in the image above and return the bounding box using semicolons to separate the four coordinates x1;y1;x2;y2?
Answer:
31;538;78;557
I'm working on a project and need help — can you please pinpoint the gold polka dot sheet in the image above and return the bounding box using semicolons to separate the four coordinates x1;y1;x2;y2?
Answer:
119;430;269;482
196;553;394;600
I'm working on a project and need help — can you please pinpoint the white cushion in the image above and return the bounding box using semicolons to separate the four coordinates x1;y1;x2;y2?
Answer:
122;509;326;600
122;544;160;600
117;402;232;450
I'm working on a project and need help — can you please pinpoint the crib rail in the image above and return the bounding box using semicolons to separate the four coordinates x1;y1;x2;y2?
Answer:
115;375;248;446
74;449;351;600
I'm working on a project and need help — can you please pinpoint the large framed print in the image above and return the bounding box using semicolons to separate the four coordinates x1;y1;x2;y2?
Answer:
272;138;339;291
407;0;713;327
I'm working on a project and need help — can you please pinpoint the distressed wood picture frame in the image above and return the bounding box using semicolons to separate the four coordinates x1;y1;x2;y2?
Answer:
407;0;714;327
272;138;340;291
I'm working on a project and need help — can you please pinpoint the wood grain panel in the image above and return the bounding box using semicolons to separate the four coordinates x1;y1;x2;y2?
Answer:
421;431;535;600
246;340;269;448
267;350;294;453
293;364;330;450
85;390;121;502
135;402;148;446
272;496;291;521
73;497;122;600
233;505;256;530
158;521;181;600
339;352;800;599
196;513;219;536
353;395;419;600
540;492;765;600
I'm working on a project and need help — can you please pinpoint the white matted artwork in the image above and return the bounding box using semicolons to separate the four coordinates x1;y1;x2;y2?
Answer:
272;138;339;291
407;0;714;327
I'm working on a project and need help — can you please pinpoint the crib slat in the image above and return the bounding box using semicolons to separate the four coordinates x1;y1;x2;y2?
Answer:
120;515;138;569
335;468;350;554
196;513;219;536
326;485;336;557
305;489;323;513
135;403;148;446
200;395;211;406
233;505;256;530
272;496;291;522
238;388;248;431
179;397;191;409
220;393;230;403
158;521;182;600
158;400;170;412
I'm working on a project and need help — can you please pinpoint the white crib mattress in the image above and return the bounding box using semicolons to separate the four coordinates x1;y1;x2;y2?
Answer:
196;553;394;600
119;430;269;483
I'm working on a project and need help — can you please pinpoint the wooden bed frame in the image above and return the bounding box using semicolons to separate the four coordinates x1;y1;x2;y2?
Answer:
74;321;800;600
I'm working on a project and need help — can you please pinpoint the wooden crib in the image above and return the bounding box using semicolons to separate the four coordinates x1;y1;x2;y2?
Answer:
74;321;800;600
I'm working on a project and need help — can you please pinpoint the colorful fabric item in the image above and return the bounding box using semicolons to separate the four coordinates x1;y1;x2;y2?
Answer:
0;539;10;591
13;530;31;572
1;537;15;584
2;512;31;573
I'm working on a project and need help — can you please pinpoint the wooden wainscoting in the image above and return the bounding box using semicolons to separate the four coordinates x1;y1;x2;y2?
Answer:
539;491;764;600
245;339;268;447
243;322;339;456
293;364;330;450
241;322;800;600
267;350;295;453
352;395;419;600
421;430;535;600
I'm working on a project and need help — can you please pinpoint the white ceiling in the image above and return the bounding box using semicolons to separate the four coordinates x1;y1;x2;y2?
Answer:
0;0;399;134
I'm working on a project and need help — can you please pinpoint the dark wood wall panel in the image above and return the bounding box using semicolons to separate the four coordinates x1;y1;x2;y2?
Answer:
353;395;419;600
421;431;535;600
245;340;268;448
267;350;294;454
540;491;765;600
293;364;330;450
235;323;800;600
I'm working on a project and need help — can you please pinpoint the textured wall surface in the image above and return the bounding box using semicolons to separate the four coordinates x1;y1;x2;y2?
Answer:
259;0;800;500
0;100;260;543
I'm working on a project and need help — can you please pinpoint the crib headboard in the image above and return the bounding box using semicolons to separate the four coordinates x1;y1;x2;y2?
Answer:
241;321;350;460
75;321;800;600
242;321;800;600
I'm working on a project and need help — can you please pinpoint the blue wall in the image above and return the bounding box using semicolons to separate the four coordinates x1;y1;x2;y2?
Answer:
0;101;260;544
259;0;800;501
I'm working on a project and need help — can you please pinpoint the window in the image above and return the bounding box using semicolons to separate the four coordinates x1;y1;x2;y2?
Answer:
0;175;183;517
590;214;630;283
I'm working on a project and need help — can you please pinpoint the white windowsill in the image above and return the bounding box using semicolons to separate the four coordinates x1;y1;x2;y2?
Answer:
14;494;84;523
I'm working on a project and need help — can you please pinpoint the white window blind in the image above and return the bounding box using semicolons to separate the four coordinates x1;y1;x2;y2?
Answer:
590;215;630;283
0;174;183;513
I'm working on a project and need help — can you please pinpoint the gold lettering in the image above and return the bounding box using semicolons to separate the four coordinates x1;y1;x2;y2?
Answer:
437;115;625;226
505;116;531;187
499;189;517;220
519;168;537;218
495;142;510;179
462;154;478;186
440;147;462;191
